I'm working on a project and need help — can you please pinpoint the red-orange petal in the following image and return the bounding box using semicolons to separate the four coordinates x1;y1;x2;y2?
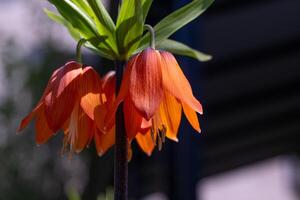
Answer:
63;104;94;153
17;102;42;132
129;48;163;120
102;70;116;103
159;91;182;142
160;51;203;115
104;56;137;129
98;71;116;131
80;67;103;120
44;61;82;131
17;64;70;133
94;103;109;132
94;126;115;156
136;131;155;156
74;111;95;152
123;96;144;139
35;105;54;144
140;118;152;134
182;103;201;133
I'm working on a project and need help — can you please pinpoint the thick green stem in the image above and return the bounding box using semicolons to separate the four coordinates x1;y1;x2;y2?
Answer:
114;61;128;200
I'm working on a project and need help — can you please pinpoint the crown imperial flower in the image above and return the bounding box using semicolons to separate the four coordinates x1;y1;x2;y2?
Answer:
18;61;113;154
105;48;203;155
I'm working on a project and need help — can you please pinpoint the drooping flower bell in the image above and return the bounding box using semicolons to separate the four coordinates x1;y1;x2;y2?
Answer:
105;48;203;155
97;70;154;157
18;61;111;154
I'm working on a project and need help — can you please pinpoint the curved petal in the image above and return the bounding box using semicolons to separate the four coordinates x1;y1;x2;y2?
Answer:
64;104;94;153
35;105;54;144
160;51;203;114
123;96;144;139
140;118;152;134
129;48;163;120
94;126;115;156
94;103;109;132
102;70;116;103
75;112;95;152
44;61;82;131
159;91;182;142
136;131;155;156
99;71;116;131
182;103;201;133
80;67;103;120
17;64;70;133
17;103;42;132
104;56;137;129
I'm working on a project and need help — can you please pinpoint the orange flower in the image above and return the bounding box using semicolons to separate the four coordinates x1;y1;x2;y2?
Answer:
105;48;203;155
18;61;113;154
98;70;155;157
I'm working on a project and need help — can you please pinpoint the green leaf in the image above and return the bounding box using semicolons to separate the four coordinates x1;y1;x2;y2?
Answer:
116;0;143;58
139;0;214;50
142;0;153;22
70;0;117;54
49;0;99;39
45;9;113;60
49;0;116;60
86;0;115;33
70;0;93;15
44;9;81;40
85;42;114;60
157;39;212;61
86;0;118;53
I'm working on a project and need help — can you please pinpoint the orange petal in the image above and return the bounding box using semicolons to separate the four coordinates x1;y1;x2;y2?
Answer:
140;118;152;134
104;56;137;129
136;131;155;156
38;67;62;101
80;67;103;120
94;103;109;132
160;51;203;114
99;71;116;131
18;66;65;133
159;91;182;142
75;113;94;152
182;103;201;133
35;105;54;144
65;104;94;153
102;70;116;103
129;48;163;120
123;96;144;139
94;126;115;156
17;102;42;132
44;61;82;131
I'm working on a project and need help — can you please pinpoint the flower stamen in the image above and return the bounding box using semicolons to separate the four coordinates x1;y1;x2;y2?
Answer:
150;117;167;151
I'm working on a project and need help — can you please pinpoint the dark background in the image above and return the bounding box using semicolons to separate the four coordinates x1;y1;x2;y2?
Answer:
127;0;300;199
0;0;299;200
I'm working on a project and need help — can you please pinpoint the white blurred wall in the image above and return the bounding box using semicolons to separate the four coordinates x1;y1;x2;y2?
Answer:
198;156;299;200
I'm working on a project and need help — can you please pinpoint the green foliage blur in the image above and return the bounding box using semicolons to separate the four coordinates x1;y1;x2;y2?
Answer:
66;187;113;200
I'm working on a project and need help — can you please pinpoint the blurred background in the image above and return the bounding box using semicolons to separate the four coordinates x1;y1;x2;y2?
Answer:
0;0;300;199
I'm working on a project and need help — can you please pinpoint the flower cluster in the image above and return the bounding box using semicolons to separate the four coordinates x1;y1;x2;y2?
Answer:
18;48;202;156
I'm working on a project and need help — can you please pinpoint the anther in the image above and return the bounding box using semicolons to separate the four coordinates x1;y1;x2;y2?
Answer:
150;127;156;144
158;134;162;151
161;125;167;143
